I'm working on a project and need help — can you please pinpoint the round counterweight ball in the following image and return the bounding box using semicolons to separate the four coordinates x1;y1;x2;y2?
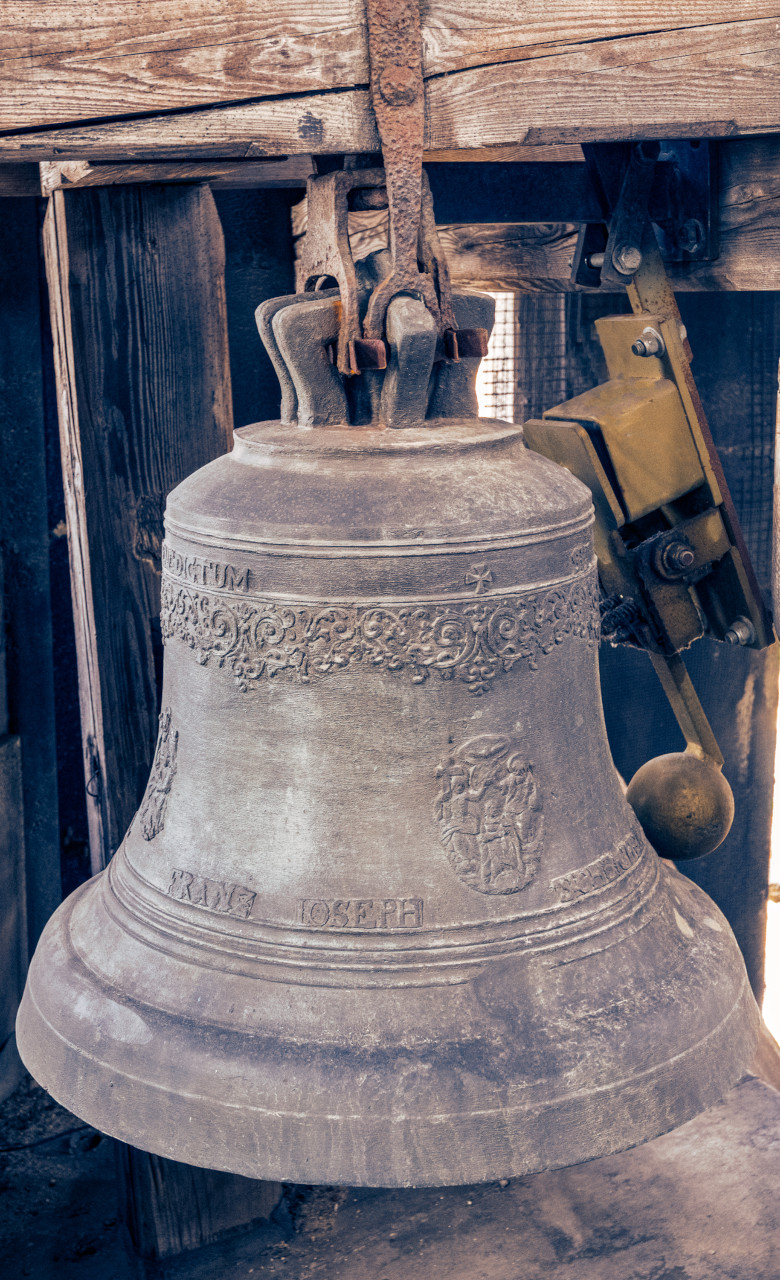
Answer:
626;751;735;861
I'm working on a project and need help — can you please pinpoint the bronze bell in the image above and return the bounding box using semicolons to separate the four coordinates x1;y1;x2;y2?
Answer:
17;284;759;1189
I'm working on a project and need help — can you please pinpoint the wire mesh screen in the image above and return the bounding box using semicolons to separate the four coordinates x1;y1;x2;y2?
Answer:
476;292;517;421
475;293;604;424
514;295;569;422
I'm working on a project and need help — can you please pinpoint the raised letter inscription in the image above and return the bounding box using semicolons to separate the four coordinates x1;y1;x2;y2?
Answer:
162;543;250;593
167;868;256;919
435;735;543;895
299;898;424;929
551;832;645;903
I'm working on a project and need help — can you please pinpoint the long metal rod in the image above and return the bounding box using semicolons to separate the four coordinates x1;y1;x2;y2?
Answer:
648;651;724;767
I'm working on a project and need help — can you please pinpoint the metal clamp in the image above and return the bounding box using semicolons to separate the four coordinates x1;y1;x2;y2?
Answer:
296;0;487;375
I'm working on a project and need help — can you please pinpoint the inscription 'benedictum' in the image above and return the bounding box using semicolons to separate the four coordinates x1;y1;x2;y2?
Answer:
162;543;250;593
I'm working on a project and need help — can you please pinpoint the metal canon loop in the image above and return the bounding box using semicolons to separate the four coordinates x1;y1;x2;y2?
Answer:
295;0;488;376
363;0;487;364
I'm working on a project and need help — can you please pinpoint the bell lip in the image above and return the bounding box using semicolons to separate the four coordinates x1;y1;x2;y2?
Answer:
17;877;761;1189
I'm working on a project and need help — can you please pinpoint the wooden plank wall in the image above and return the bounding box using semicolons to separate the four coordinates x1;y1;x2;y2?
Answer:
2;5;780;158
0;198;61;946
44;183;234;872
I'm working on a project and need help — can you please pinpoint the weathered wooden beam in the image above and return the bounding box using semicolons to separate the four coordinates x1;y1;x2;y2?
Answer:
0;730;26;1102
38;156;316;195
1;3;779;135
440;139;780;292
36;147;585;194
43;183;233;873
2;13;780;159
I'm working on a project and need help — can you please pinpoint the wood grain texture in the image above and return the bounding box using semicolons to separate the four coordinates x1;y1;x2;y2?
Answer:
116;1145;283;1261
0;89;379;161
0;733;27;1103
0;1;367;129
420;3;780;76
44;183;233;872
39;156;314;194
2;13;780;157
0;163;40;194
0;197;61;947
439;139;780;292
1;3;779;132
424;18;780;150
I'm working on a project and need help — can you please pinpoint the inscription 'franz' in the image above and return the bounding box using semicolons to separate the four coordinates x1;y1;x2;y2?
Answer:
162;543;250;593
167;868;256;919
551;832;645;904
299;897;424;929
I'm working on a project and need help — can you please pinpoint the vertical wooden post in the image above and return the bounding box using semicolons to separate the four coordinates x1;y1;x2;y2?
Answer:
42;181;284;1258
0;195;60;949
43;182;234;872
0;554;27;1101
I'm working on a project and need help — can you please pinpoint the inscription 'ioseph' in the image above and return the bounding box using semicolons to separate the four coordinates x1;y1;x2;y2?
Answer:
162;543;250;593
300;898;424;929
167;868;256;919
551;832;645;904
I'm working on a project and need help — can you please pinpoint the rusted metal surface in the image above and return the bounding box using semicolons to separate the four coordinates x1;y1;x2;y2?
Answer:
362;0;439;344
295;0;487;376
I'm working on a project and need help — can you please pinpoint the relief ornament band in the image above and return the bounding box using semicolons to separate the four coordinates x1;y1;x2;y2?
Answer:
160;569;600;696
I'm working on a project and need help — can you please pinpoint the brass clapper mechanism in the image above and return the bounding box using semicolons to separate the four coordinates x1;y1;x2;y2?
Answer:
525;141;775;860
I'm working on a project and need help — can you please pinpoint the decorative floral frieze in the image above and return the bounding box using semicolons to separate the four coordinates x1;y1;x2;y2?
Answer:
160;572;599;696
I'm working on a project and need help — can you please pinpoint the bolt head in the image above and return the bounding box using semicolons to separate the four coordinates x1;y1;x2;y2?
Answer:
679;218;704;255
613;243;643;275
724;616;756;647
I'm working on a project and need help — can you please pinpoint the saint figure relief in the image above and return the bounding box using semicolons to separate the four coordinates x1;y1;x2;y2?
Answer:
435;734;543;895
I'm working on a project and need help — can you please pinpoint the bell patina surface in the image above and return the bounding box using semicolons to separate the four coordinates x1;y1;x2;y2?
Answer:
18;299;759;1187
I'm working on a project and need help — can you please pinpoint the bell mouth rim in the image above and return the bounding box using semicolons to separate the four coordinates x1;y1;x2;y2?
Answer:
232;416;523;462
